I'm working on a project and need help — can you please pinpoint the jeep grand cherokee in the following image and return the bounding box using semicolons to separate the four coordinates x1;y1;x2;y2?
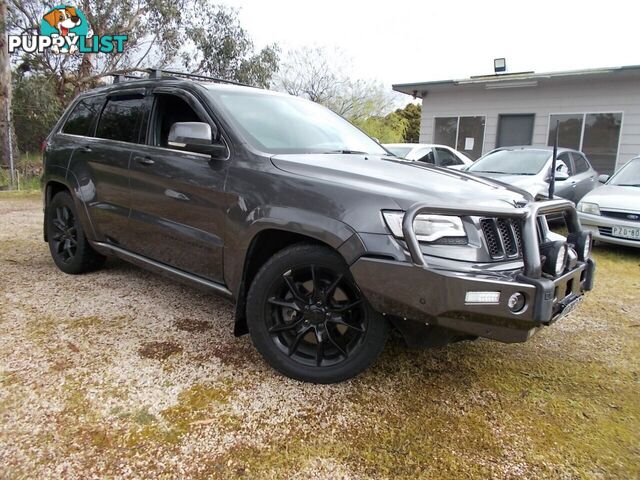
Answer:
41;71;595;383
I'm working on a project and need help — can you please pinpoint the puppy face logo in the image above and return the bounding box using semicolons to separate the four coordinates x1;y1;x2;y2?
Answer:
43;6;81;37
40;4;92;53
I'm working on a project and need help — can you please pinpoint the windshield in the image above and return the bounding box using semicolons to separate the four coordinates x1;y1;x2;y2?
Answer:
206;88;387;155
608;158;640;186
468;149;550;175
385;146;413;158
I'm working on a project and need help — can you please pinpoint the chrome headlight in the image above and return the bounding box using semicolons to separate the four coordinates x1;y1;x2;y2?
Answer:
382;211;466;242
578;202;600;216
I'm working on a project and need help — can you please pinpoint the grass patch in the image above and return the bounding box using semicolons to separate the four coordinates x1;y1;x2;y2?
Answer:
0;152;42;192
124;381;238;447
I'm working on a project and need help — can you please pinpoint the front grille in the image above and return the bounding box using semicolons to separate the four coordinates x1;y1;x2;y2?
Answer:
601;210;640;223
481;218;523;259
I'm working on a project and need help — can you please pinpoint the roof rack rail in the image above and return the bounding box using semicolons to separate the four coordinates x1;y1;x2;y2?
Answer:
112;73;146;83
146;68;252;87
106;68;254;88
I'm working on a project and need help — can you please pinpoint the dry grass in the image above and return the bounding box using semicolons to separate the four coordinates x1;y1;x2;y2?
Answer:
1;192;638;479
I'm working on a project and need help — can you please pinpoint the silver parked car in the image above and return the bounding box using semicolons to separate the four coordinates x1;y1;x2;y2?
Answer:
466;146;599;202
578;157;640;248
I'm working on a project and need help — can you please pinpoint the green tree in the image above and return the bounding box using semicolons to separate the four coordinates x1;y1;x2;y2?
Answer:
181;3;279;88
353;112;408;144
394;103;421;143
12;73;63;153
7;1;279;155
8;1;279;102
8;0;184;102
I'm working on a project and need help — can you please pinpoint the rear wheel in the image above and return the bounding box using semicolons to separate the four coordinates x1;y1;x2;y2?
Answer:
46;191;105;274
246;244;388;383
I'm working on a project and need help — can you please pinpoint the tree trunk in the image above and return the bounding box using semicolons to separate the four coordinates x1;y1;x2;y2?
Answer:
0;0;15;170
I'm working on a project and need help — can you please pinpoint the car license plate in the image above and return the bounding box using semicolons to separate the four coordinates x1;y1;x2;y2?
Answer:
551;295;583;324
612;225;640;240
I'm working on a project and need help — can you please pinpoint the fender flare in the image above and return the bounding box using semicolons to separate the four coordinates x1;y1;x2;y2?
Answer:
224;205;359;296
43;166;98;241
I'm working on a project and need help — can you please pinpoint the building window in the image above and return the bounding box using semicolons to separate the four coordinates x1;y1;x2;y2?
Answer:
433;117;457;148
547;114;583;150
582;113;623;175
548;112;622;174
434;116;485;160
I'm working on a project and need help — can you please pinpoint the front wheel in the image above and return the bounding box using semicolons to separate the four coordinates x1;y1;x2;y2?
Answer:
246;244;388;383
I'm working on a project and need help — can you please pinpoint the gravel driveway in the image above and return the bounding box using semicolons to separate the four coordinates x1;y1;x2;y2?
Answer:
1;192;638;479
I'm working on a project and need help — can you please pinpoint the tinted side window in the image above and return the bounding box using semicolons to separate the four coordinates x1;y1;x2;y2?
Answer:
152;94;203;148
436;147;461;166
62;97;103;136
572;152;590;173
96;96;144;143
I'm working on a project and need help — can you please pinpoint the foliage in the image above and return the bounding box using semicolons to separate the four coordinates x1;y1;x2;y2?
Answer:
7;0;280;102
353;112;408;144
7;1;280;155
181;2;279;88
394;103;421;143
276;47;397;121
0;152;42;190
12;73;63;153
8;0;183;102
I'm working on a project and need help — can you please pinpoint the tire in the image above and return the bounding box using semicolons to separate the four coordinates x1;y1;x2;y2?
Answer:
46;191;106;274
246;244;388;383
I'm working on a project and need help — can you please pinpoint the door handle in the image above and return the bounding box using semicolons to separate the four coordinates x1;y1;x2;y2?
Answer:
134;156;155;166
81;145;92;152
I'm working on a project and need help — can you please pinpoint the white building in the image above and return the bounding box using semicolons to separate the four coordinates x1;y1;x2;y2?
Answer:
393;65;640;174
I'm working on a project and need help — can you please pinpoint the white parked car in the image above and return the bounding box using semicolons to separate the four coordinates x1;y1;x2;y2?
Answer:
578;156;640;248
383;143;473;170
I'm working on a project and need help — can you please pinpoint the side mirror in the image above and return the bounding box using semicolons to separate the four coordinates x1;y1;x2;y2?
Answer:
598;174;609;184
554;169;569;181
168;122;227;158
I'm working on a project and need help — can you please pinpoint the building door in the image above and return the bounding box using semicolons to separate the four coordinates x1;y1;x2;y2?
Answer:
496;114;535;147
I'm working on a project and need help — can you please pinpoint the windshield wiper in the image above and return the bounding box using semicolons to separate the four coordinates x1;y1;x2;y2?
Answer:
617;183;640;187
324;149;369;155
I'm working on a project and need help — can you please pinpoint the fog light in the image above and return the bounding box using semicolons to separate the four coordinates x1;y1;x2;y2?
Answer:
465;291;500;304
554;244;568;275
541;241;568;277
507;292;526;313
583;237;591;260
568;231;592;261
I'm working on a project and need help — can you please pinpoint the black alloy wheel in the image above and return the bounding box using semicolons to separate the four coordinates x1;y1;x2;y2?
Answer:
266;263;367;367
247;244;388;383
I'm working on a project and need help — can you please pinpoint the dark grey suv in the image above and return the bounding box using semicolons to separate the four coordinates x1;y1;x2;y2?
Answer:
42;71;595;383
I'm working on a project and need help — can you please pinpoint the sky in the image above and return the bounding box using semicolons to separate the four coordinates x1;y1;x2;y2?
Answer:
220;0;639;91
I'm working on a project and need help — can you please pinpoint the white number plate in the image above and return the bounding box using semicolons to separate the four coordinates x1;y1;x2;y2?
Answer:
612;225;640;240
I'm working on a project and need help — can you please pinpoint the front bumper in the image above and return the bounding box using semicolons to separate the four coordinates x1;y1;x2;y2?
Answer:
579;212;640;248
351;256;595;343
351;199;595;344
